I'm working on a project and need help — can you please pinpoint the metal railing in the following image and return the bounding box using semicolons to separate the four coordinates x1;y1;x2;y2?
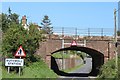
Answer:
53;27;114;37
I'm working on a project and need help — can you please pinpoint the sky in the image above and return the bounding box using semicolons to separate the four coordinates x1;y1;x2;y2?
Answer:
1;0;119;2
1;2;118;36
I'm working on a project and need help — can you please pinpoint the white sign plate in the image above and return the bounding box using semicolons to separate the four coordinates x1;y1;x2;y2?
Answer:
5;59;24;66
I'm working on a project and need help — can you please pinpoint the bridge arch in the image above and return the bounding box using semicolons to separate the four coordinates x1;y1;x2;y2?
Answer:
51;46;104;77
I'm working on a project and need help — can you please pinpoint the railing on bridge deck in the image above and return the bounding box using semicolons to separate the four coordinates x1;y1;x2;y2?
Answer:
53;27;114;37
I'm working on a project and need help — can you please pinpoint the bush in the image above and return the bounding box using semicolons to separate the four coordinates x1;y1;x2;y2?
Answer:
2;23;44;74
97;56;120;80
117;31;120;36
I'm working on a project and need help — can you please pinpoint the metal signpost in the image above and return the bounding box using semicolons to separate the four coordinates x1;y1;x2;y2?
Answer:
114;9;119;72
5;46;26;76
5;58;24;74
14;46;26;76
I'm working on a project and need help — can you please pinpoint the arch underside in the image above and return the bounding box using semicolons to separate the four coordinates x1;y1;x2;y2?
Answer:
51;46;104;77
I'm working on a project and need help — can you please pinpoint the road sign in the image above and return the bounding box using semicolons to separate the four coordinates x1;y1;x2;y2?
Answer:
5;58;24;66
71;40;77;46
14;46;26;57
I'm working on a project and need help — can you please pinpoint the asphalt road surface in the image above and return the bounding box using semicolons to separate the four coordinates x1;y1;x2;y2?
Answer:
59;58;96;80
69;58;92;73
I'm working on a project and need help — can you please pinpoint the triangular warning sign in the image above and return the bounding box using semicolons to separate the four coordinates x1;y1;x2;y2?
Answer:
14;46;26;57
71;40;77;46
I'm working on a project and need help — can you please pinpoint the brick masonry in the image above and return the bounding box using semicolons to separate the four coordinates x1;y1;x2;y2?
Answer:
35;36;117;68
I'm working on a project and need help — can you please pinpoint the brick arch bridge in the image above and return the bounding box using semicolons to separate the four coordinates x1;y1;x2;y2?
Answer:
35;36;116;68
51;46;104;76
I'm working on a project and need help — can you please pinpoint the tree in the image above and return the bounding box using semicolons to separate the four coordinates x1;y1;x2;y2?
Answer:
2;22;42;64
117;31;120;36
2;23;25;57
0;7;19;33
41;15;53;35
26;23;42;55
7;7;19;26
0;13;9;33
9;13;19;24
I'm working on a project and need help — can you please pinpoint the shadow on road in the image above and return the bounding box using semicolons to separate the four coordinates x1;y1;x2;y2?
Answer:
54;70;89;77
51;46;104;77
51;56;98;77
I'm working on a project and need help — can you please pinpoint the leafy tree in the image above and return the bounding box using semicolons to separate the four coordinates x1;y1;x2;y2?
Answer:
2;22;42;65
117;31;120;36
2;23;27;58
8;7;19;24
41;15;53;36
0;8;19;33
0;13;9;33
25;23;42;63
9;13;19;24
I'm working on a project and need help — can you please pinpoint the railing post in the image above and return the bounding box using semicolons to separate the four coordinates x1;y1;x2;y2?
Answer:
108;42;110;60
88;28;90;37
101;28;103;38
62;27;64;38
75;28;78;40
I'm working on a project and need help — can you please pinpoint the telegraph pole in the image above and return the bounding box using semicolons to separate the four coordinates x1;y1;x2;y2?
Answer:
62;27;65;70
114;8;118;71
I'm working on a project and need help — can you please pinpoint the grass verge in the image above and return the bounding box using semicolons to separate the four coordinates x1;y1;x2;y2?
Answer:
2;60;58;78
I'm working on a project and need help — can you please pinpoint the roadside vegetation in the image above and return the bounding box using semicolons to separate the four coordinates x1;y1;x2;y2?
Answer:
97;56;120;80
52;50;86;59
52;52;72;59
0;8;58;78
117;31;120;36
2;59;58;78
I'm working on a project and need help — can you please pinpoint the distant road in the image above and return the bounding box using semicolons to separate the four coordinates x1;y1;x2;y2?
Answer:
69;58;92;73
59;58;96;80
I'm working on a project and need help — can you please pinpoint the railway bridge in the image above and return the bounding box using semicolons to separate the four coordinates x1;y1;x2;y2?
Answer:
36;36;115;61
35;35;117;76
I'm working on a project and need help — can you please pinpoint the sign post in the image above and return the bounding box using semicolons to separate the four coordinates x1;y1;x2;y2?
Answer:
14;46;26;76
5;46;26;76
19;57;21;76
5;58;24;75
7;67;10;73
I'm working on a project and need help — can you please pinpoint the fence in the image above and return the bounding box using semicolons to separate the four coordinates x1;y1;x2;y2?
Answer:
53;27;114;37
